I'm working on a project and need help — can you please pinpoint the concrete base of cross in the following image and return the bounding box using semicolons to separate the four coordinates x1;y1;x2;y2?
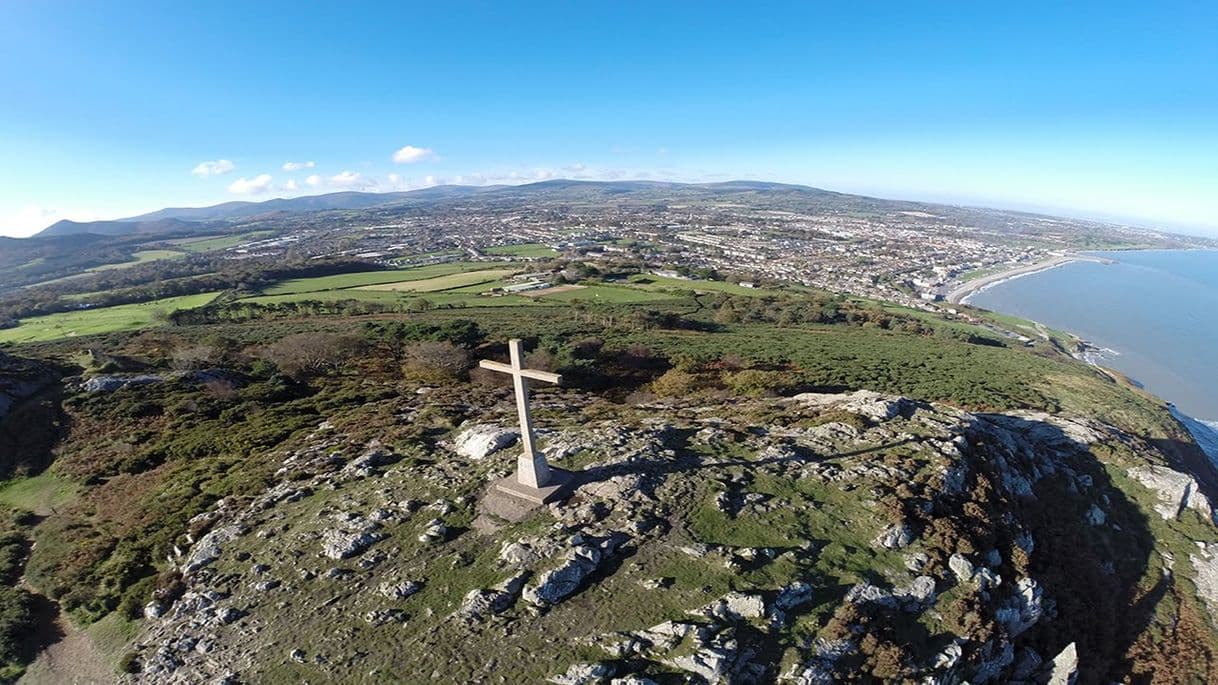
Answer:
493;467;576;505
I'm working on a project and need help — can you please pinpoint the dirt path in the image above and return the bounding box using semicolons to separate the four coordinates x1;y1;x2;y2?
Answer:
16;543;116;685
18;607;115;685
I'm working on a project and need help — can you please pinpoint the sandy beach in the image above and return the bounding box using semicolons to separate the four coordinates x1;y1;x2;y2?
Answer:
946;254;1106;304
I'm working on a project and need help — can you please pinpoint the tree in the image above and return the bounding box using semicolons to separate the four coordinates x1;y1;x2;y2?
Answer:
401;341;471;383
262;333;360;378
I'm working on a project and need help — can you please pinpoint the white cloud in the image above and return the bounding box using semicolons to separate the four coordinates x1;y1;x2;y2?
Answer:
282;160;315;171
329;170;373;189
392;145;436;164
227;174;274;195
305;174;323;187
281;179;299;191
191;159;235;177
422;175;438;187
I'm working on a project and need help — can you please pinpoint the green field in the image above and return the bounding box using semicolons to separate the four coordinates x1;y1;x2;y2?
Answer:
237;288;540;308
175;231;276;253
0;292;221;343
388;251;464;265
355;268;519;292
87;249;186;272
627;274;785;296
260;262;515;296
533;284;676;303
483;243;559;257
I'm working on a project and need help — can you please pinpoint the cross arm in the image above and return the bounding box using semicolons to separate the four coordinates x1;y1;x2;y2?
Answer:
478;359;562;384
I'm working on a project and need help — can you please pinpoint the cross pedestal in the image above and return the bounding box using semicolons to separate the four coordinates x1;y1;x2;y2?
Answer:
479;339;575;505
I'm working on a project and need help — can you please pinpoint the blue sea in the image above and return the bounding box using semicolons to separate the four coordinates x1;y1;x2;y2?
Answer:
966;249;1218;462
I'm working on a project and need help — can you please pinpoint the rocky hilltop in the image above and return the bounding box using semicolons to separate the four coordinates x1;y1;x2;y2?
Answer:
130;387;1218;684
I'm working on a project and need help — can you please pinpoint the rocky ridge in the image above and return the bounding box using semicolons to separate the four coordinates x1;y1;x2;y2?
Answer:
130;389;1218;683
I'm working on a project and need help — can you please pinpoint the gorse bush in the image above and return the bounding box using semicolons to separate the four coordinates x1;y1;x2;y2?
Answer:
722;369;791;397
401;341;471;384
0;585;34;675
648;369;706;397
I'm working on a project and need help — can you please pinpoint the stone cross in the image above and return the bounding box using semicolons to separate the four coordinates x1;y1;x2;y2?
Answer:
479;339;562;488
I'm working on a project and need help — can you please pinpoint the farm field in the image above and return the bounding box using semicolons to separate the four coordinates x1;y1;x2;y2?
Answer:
174;231;276;253
0;292;221;343
236;288;539;308
87;249;186;272
260;261;517;296
627;274;786;296
482;243;559;257
532;283;676;303
355;268;518;292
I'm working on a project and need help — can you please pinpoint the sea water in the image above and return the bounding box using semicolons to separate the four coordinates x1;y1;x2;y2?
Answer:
967;249;1218;462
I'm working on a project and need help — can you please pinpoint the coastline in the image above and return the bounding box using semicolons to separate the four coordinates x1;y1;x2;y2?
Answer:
945;254;1110;305
952;249;1218;464
1072;336;1218;465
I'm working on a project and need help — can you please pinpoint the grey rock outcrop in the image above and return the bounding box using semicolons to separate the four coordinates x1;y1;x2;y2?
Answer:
1047;642;1079;685
453;423;519;460
1127;465;1215;522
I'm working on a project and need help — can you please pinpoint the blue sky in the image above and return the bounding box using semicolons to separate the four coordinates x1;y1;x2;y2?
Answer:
1;1;1215;237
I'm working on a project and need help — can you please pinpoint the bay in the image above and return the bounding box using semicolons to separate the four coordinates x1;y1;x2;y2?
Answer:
967;249;1218;459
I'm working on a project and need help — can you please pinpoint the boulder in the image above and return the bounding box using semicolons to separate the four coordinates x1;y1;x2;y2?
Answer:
455;571;529;622
1189;544;1218;619
1047;642;1078;685
1127;465;1215;522
548;662;615;685
81;374;165;393
321;528;381;560
906;575;937;605
774;581;814;610
524;557;595;606
379;580;423;599
182;524;244;574
873;522;914;549
700;592;766;621
418;519;448;544
995;577;1043;637
499;540;542;567
949;553;975;583
454;424;519;460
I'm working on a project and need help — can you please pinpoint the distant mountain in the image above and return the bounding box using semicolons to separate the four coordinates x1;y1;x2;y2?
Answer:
125;186;501;223
22;180;866;238
32;178;1181;241
37;217;201;238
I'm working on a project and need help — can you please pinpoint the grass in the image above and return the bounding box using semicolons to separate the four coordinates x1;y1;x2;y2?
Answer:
535;283;676;303
959;266;1008;282
628;274;786;296
0;292;221;344
5;284;1209;680
174;231;276;253
355;269;519;292
86;250;186;273
0;472;80;515
483;243;559;257
260;262;517;296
